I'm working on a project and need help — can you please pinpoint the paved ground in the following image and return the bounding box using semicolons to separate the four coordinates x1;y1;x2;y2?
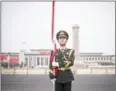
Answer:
1;74;116;91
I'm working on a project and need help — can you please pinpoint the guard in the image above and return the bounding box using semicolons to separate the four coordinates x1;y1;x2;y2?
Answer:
49;30;75;91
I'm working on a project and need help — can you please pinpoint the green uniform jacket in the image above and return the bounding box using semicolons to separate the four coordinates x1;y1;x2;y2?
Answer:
49;48;75;83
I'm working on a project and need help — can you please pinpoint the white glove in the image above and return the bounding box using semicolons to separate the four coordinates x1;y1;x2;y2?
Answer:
51;78;56;84
52;62;59;67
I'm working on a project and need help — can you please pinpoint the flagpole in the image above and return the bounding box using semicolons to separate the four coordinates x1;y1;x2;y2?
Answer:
51;0;56;91
51;0;55;40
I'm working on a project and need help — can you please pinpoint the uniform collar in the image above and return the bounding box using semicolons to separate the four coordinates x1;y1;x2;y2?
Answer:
59;47;67;52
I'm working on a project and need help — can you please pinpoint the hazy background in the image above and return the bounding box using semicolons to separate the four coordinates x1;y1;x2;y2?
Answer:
1;2;115;54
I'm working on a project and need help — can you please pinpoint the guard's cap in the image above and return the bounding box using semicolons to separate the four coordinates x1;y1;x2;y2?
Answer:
56;30;69;40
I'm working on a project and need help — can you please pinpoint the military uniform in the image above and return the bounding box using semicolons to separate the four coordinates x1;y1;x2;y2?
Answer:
49;30;75;91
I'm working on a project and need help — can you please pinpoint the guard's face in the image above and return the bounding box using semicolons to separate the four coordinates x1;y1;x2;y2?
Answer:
58;36;67;46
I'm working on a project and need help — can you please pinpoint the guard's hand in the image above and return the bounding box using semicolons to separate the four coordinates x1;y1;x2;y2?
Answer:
64;61;71;64
52;72;55;76
52;62;59;67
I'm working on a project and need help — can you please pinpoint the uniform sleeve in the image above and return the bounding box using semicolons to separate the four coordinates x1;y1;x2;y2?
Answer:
65;50;75;67
49;50;55;79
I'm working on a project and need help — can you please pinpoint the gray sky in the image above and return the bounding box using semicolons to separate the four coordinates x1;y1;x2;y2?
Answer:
1;2;115;54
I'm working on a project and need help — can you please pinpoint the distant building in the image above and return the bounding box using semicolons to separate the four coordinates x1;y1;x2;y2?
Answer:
0;49;115;68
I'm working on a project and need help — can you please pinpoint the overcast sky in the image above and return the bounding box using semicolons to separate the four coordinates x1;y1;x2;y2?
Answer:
1;2;115;54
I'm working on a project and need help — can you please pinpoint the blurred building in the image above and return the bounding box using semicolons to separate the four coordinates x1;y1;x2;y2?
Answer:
0;49;115;68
